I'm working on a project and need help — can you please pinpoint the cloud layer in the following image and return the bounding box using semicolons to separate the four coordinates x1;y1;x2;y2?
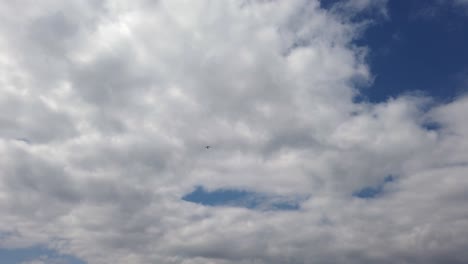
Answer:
1;0;468;263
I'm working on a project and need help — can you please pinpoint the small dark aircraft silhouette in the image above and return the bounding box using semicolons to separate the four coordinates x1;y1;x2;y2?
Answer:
205;146;211;149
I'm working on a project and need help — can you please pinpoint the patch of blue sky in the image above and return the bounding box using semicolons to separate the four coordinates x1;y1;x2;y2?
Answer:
0;246;85;264
182;186;305;211
353;175;395;199
322;0;468;103
421;121;442;131
363;0;468;102
15;138;31;144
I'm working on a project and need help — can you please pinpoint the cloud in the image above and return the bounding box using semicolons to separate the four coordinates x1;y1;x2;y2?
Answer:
0;0;468;263
455;0;468;6
410;0;468;20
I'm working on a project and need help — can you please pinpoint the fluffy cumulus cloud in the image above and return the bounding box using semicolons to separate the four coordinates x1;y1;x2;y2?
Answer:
0;0;468;263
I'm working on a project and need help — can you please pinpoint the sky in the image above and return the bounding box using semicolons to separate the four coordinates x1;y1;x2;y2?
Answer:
0;0;468;263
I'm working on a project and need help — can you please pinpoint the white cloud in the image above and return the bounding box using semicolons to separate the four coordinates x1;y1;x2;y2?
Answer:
1;0;468;263
455;0;468;6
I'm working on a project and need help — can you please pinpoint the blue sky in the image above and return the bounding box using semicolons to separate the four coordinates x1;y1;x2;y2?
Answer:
1;0;468;263
360;0;468;102
0;246;84;264
323;0;468;102
353;175;395;199
182;186;303;210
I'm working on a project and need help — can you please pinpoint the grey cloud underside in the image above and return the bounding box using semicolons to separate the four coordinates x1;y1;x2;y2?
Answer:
1;0;468;263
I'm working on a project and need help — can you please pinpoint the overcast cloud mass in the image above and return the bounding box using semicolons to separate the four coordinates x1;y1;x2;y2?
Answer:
1;0;468;263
